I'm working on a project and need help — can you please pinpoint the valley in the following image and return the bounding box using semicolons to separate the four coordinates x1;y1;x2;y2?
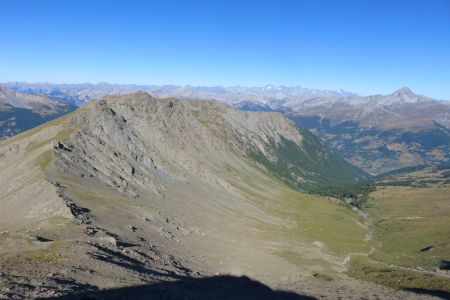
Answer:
348;183;450;298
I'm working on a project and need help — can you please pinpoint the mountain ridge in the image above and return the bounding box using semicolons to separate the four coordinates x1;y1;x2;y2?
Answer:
1;82;359;105
0;92;445;299
1;82;449;174
0;92;378;299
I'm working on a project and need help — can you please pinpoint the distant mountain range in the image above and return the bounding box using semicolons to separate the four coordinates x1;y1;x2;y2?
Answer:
279;87;450;174
0;87;77;139
230;87;450;174
1;82;357;106
1;82;449;174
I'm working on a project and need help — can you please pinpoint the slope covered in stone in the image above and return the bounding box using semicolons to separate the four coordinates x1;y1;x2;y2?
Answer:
51;92;363;198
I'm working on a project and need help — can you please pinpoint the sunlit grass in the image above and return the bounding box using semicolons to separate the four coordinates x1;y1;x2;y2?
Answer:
368;186;450;269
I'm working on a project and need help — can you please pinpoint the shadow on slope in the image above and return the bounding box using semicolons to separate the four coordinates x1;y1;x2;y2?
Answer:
405;288;450;300
44;275;315;300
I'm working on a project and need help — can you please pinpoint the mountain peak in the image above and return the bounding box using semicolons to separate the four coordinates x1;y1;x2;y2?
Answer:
393;87;416;97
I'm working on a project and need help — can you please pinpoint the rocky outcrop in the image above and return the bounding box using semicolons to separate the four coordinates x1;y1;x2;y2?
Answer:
51;93;361;199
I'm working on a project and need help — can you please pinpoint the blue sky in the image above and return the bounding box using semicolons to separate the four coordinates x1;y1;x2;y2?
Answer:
1;0;449;98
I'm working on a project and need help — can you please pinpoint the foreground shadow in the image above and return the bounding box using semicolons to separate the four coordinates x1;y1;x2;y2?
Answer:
46;275;315;300
405;288;450;299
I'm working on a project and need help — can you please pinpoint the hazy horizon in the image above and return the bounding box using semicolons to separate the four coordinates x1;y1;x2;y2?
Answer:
3;81;449;100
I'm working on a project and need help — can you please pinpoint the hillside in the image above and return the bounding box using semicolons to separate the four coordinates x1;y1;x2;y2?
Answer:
0;93;433;299
348;182;450;297
283;88;450;174
0;87;77;139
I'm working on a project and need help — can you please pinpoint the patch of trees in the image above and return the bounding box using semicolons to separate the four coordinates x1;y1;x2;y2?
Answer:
304;182;375;209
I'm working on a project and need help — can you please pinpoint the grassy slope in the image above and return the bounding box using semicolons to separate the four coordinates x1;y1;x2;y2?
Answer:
0;107;87;270
231;167;369;275
369;186;450;268
0;101;371;277
248;126;366;193
348;186;450;293
249;120;450;292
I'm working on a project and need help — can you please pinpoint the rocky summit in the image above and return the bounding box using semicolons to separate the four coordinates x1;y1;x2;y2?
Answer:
0;92;434;299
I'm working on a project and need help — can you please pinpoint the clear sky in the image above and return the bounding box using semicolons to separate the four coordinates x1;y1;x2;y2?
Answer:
1;0;449;99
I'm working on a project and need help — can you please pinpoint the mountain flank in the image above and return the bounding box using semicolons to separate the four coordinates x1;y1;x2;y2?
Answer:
0;87;77;140
285;88;450;174
0;92;432;299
